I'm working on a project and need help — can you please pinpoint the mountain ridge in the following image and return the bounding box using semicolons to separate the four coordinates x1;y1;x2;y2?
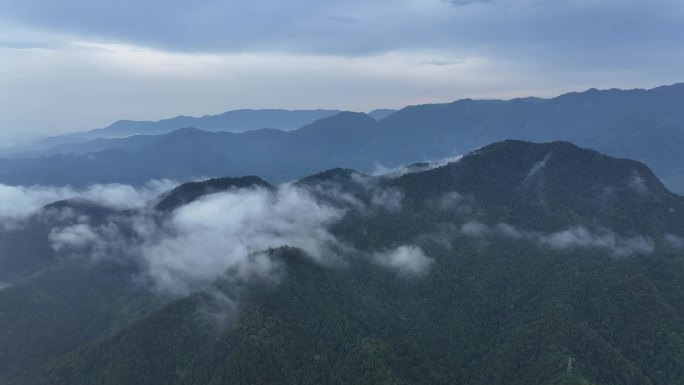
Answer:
4;139;684;385
1;83;684;194
6;108;346;156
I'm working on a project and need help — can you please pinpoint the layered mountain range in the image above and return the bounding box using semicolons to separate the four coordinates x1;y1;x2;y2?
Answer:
2;140;684;384
1;84;684;194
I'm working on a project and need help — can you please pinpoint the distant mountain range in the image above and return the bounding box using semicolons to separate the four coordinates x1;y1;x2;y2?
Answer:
10;109;343;153
0;83;683;194
6;108;396;156
3;140;684;384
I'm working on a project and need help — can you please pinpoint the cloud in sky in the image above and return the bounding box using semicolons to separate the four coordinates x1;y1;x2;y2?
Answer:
1;0;683;138
3;0;681;59
0;42;506;139
443;0;496;6
4;0;679;57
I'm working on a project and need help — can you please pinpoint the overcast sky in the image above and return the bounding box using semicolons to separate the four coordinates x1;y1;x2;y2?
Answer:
1;0;683;141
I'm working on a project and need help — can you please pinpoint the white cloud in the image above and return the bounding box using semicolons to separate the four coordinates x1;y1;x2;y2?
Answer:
440;191;464;210
49;223;100;251
371;187;403;212
83;180;177;208
41;184;349;295
373;155;463;178
2;0;684;140
443;0;496;6
628;170;648;193
460;221;654;256
0;180;175;220
525;153;551;179
0;184;72;218
495;223;525;238
373;245;433;276
138;185;347;295
460;221;490;236
0;39;506;139
38;178;431;295
437;191;479;216
665;234;684;249
539;227;654;256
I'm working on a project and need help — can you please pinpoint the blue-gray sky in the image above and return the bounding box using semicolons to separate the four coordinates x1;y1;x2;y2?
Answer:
1;0;683;142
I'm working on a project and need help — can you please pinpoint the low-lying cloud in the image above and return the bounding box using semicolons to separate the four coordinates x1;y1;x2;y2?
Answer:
371;187;403;212
373;245;433;276
0;180;176;219
50;223;100;251
459;221;655;256
525;153;551;180
666;234;684;250
372;155;463;178
141;185;347;295
39;180;431;297
538;226;654;256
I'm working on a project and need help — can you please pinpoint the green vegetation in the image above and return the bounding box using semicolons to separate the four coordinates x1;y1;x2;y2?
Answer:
20;243;684;385
3;140;684;384
0;262;160;384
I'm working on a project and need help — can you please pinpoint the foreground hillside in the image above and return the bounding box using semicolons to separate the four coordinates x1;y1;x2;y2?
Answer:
2;140;684;384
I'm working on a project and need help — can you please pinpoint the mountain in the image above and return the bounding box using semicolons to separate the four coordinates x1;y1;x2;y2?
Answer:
3;140;684;384
8;109;343;156
369;83;684;192
0;112;380;186
1;84;684;193
89;109;343;137
155;176;273;212
0;262;159;384
367;109;396;120
402;140;681;226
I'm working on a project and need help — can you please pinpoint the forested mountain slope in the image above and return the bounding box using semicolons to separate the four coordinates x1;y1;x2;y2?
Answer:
2;141;684;384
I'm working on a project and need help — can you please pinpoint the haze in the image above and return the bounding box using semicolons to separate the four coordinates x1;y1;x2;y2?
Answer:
1;0;683;141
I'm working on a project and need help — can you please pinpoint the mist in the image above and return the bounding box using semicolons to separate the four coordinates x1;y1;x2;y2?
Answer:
37;178;436;299
667;234;684;250
1;168;665;302
372;155;463;178
459;221;655;256
373;245;433;276
140;185;347;295
0;180;176;220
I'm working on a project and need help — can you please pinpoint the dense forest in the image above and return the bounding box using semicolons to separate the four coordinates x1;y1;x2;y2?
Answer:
2;140;684;384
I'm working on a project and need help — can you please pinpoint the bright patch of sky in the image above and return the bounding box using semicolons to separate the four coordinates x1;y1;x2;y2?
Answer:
0;0;682;140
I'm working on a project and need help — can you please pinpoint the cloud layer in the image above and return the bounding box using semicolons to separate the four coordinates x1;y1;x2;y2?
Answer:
1;0;683;139
373;155;464;178
3;0;682;59
0;174;674;302
141;186;346;295
459;221;655;256
0;180;175;219
373;245;433;276
40;181;433;296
